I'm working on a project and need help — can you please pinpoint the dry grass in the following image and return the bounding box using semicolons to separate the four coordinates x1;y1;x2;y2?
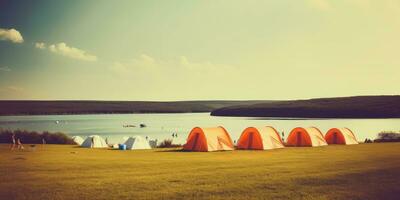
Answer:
0;143;399;200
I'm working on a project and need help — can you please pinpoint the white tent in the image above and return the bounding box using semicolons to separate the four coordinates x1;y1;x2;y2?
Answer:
122;136;129;143
81;135;108;148
237;126;285;150
124;136;151;150
287;127;328;147
325;128;358;145
72;136;84;145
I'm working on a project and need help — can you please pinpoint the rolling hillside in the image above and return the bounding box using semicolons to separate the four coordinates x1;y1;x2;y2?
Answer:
0;100;270;115
211;96;400;118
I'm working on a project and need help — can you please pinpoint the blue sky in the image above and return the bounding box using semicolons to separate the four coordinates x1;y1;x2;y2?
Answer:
0;0;399;100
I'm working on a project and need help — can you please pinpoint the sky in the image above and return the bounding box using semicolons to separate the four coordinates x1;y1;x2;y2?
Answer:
0;0;399;101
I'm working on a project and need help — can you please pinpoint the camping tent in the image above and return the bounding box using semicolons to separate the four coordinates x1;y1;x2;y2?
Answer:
286;127;328;147
124;136;152;150
81;135;108;148
183;126;234;152
237;126;284;150
325;128;358;145
72;136;84;145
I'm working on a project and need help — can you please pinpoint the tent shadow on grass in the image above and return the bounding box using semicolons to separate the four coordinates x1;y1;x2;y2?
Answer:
154;148;188;153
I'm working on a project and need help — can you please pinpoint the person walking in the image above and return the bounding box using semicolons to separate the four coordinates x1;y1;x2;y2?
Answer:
17;138;24;150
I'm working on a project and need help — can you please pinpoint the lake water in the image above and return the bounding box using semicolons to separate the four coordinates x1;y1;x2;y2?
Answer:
0;113;399;144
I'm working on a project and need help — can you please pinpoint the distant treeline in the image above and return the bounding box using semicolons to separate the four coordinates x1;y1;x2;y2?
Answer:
0;100;268;115
374;132;400;143
0;129;75;144
1;96;400;118
211;96;400;118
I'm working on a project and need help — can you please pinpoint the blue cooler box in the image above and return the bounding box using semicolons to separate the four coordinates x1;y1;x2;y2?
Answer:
118;144;126;150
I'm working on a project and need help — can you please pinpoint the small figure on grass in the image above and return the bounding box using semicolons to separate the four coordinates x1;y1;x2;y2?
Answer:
42;137;46;149
17;138;24;150
10;133;16;151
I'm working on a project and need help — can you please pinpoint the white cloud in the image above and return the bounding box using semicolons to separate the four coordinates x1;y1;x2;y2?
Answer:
0;85;29;99
109;61;130;74
4;86;24;92
0;28;24;43
0;86;25;94
47;42;97;62
108;54;157;74
108;54;237;78
308;0;332;11
109;54;234;75
35;42;46;49
178;56;233;71
0;66;11;72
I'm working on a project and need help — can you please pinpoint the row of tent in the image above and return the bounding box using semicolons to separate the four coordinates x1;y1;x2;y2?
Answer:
71;126;358;152
72;135;152;150
183;126;359;152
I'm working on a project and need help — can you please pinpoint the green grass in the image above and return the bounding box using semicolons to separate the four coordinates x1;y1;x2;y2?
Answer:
0;143;399;200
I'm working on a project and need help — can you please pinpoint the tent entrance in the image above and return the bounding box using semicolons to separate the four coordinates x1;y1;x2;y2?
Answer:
192;133;200;148
296;132;302;146
333;132;338;144
248;132;254;149
246;132;263;150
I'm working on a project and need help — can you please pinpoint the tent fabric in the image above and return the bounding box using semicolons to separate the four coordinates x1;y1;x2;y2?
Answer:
183;126;234;152
72;136;84;145
237;126;284;150
81;135;108;148
124;136;152;150
286;127;328;147
325;128;358;145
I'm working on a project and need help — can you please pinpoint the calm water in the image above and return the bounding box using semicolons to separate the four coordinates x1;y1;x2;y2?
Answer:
0;113;399;144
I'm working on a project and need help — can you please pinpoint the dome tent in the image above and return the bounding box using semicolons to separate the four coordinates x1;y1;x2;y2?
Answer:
325;128;358;145
124;136;151;150
72;136;84;145
237;126;284;150
286;127;328;147
183;126;234;152
81;135;108;148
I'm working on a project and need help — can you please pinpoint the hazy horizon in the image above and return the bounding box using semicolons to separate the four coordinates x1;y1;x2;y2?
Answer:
1;0;400;101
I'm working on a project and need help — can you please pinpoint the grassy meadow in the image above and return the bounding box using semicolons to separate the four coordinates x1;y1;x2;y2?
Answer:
0;143;399;200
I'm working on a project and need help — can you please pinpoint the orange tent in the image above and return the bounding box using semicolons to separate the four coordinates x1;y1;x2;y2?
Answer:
325;128;358;145
237;126;284;150
286;127;328;147
183;126;234;152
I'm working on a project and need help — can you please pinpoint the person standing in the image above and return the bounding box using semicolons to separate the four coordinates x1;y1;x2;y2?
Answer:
91;137;94;148
10;133;16;150
42;137;46;149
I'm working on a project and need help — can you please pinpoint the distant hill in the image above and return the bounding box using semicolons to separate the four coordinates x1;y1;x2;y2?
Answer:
0;100;271;116
2;96;400;118
211;96;400;118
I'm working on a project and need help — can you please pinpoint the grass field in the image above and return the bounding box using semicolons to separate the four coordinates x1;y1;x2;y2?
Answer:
1;143;399;200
